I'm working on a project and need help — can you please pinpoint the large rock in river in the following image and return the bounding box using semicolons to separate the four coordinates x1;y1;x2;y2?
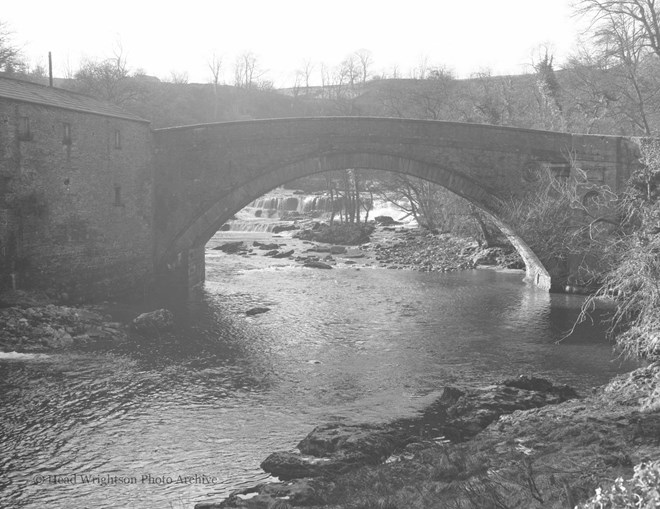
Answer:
213;241;246;254
260;376;577;481
262;423;397;480
197;478;330;508
303;260;333;269
131;309;174;334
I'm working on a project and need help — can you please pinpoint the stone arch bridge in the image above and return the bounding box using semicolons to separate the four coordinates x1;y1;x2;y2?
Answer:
153;117;640;293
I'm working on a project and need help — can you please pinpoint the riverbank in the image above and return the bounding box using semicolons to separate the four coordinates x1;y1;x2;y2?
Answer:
0;291;177;353
0;292;127;353
198;362;660;508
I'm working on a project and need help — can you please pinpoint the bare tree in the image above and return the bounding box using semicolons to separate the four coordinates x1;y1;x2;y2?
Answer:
291;72;302;98
578;0;660;59
410;54;430;79
208;53;223;86
168;71;189;84
575;1;660;134
72;44;146;106
292;59;315;97
0;21;24;73
354;49;373;84
320;62;330;97
470;71;506;124
207;53;223;119
339;54;360;89
299;58;314;91
233;51;267;89
602;10;655;133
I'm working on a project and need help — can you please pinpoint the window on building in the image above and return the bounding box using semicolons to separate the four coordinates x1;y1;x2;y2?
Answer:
63;123;71;145
114;185;122;206
114;129;121;149
18;116;32;141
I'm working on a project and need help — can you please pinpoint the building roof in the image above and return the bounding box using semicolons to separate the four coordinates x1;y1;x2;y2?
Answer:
0;75;149;123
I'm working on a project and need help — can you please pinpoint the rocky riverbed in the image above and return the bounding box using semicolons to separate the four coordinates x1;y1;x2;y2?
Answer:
212;221;523;274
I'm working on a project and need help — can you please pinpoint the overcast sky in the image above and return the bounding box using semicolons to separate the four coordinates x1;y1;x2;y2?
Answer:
4;0;588;86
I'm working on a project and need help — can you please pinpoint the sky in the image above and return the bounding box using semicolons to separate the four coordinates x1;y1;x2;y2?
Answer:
3;0;589;87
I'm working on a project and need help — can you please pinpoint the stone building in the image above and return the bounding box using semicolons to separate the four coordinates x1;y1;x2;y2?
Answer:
0;76;153;300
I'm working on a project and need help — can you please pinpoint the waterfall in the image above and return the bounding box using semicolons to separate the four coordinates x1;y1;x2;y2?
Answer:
223;191;416;232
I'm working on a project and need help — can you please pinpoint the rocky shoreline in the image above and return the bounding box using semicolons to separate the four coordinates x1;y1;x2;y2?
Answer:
196;364;660;509
0;291;174;353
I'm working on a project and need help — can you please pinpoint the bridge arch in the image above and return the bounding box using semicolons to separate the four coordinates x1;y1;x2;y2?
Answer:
159;150;550;290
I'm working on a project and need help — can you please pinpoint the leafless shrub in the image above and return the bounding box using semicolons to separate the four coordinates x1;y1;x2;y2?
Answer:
580;138;660;359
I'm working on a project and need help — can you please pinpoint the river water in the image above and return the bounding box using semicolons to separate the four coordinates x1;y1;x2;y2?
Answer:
0;230;639;509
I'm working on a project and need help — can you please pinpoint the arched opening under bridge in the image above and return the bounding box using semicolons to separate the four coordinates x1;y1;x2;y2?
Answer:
156;152;550;293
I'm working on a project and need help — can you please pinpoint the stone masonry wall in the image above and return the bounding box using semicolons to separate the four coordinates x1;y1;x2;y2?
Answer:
0;100;154;301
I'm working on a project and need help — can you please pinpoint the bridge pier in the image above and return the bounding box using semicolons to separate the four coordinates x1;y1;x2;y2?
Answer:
155;245;205;299
485;214;552;291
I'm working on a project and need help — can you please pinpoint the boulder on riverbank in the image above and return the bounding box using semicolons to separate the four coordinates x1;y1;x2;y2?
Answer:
214;241;246;254
302;260;333;269
254;242;280;250
197;478;330;508
306;245;347;254
245;307;270;316
131;309;174;334
271;249;295;258
272;224;299;234
374;215;401;226
262;423;398;480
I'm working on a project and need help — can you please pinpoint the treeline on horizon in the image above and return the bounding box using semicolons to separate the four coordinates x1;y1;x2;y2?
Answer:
4;54;656;137
1;1;660;137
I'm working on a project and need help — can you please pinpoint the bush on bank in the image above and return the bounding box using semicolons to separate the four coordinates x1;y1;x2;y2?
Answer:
495;139;660;362
583;139;660;361
579;461;660;509
500;165;619;289
575;141;660;509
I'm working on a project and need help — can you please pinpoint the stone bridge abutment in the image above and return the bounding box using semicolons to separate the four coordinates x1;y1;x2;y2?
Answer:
152;117;640;294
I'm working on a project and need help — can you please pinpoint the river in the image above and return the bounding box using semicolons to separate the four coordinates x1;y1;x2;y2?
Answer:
0;227;639;509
